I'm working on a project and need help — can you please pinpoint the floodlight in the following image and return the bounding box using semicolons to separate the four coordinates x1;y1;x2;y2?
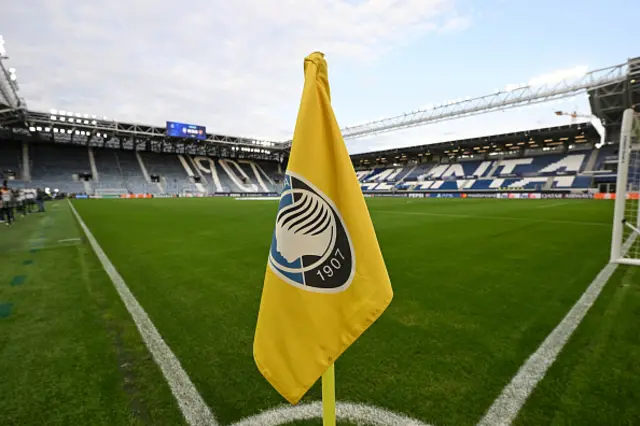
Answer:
9;74;16;81
45;127;50;132
50;115;56;120
67;111;73;116
83;120;88;124
75;113;81;117
83;114;88;118
8;67;15;73
50;109;57;114
91;120;96;125
60;117;66;122
91;115;96;119
53;128;59;133
28;126;35;131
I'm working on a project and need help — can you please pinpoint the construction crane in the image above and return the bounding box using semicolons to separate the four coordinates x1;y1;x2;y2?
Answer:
554;110;607;146
554;110;592;124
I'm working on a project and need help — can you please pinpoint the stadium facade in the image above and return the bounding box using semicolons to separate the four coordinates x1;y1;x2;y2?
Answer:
0;50;638;198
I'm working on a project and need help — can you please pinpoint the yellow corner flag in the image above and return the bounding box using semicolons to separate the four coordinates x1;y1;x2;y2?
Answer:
253;51;393;405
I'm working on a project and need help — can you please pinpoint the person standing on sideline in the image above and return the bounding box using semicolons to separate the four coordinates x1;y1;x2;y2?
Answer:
1;182;13;225
17;188;25;217
36;188;45;212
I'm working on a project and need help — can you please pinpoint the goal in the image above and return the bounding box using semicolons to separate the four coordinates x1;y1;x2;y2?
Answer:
610;108;640;265
95;187;128;198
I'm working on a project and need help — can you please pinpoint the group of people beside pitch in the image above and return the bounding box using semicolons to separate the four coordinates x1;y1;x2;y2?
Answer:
0;180;46;226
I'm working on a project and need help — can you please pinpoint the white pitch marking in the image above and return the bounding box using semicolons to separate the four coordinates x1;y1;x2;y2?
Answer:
534;201;573;209
229;401;432;426
58;238;82;243
372;209;610;227
68;201;218;426
477;234;636;426
235;197;280;201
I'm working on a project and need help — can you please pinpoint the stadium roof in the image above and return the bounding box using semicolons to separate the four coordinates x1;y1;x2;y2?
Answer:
587;56;640;131
1;51;637;160
349;123;601;166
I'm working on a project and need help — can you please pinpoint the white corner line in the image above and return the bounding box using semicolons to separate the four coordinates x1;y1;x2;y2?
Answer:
477;234;636;426
68;201;218;426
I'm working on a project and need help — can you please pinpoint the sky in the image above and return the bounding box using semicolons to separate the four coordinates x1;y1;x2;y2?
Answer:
0;0;638;154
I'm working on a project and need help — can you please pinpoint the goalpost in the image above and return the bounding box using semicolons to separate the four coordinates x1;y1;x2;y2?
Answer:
610;108;640;265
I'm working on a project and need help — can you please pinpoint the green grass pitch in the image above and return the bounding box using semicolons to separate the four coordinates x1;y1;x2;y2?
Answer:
1;197;639;425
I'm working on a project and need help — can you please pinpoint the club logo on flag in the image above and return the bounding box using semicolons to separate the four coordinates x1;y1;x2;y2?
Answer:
269;171;354;293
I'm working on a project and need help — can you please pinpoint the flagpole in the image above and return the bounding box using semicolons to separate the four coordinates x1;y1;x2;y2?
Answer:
322;364;336;426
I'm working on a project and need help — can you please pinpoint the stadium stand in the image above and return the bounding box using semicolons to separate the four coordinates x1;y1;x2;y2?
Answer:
255;161;282;191
93;148;125;186
30;143;88;194
3;144;601;196
0;139;22;181
142;152;200;195
115;149;152;194
359;151;597;192
0;122;613;197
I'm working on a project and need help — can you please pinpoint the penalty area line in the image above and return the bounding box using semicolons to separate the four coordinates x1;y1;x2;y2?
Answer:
68;201;218;426
477;234;637;426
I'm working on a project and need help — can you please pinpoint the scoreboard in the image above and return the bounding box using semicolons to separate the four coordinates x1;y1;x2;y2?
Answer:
166;121;207;140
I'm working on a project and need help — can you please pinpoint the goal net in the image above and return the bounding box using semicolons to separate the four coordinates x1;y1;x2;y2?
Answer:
95;187;128;197
611;108;640;265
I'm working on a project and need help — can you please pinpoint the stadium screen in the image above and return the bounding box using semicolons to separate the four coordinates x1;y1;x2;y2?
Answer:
166;121;207;140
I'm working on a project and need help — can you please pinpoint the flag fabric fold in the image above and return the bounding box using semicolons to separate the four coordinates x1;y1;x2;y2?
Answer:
253;51;393;404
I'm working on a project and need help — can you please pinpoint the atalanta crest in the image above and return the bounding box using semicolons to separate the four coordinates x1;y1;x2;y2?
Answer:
269;171;355;293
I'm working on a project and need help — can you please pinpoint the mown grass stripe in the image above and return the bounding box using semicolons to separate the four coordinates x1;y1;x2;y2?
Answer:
0;303;13;319
478;234;637;426
10;275;26;287
68;201;218;426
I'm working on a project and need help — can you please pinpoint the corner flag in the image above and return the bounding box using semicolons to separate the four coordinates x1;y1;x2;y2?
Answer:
253;51;393;405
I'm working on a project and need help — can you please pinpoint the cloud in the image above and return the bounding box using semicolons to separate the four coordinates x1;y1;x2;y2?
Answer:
438;15;471;33
503;65;589;92
0;0;470;141
527;66;589;87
